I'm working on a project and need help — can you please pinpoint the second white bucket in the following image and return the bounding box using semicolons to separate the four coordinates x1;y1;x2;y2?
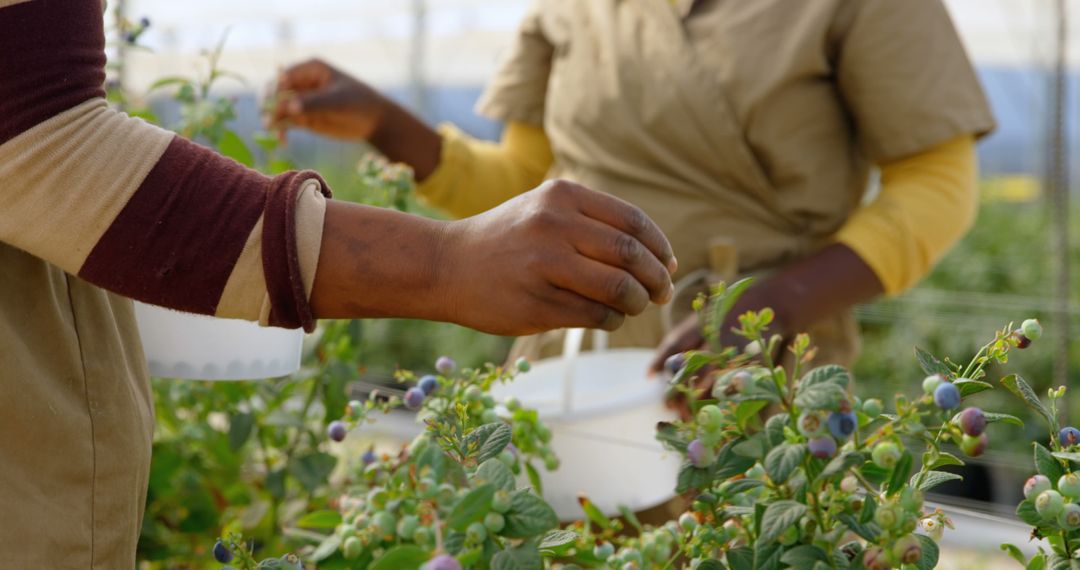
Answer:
491;328;682;520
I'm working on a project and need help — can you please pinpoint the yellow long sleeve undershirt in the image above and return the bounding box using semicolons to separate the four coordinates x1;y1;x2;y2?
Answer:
416;123;977;295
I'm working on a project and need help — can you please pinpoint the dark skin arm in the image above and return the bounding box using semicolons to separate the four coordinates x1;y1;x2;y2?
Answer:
649;242;884;372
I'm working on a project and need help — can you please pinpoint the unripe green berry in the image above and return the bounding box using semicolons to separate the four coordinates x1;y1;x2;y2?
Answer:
862;398;884;417
1060;503;1080;530
697;405;724;431
678;512;698;531
466;521;487;543
484;512;505;533
491;490;512;513
1036;490;1066;518
594;542;615;560
874;504;900;529
397;515;419;539
343;536;363;560
1059;472;1080;499
871;441;902;469
922;374;944;396
892;534;921;565
1022;319;1043;341
372;511;396;538
1024;475;1053;499
464;385;483;402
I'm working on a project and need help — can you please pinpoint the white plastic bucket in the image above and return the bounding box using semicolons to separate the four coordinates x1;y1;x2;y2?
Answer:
491;328;682;519
133;302;304;380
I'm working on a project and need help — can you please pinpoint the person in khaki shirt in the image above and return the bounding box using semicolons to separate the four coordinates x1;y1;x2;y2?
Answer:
0;0;677;566
273;0;995;371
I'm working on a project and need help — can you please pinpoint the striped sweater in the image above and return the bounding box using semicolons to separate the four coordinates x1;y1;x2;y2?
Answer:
0;0;330;332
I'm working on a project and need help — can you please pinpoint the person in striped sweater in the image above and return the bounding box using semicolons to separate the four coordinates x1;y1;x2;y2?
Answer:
0;0;676;565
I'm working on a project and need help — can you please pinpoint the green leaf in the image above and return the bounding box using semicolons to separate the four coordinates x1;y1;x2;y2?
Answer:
913;534;939;570
618;505;643;534
759;500;807;544
655;421;689;452
369;545;430;570
1053;451;1080;464
287;452;337;493
447;484;495;531
1035;442;1066;481
886;451;914;495
491;544;542;570
473;459;516;492
695;561;725;570
915;470;963;492
673;352;714;386
765;413;789;447
732;432;768;459
715;439;757;479
296;510;342;530
915;346;952;378
727;546;754;570
838;512;880;541
818;451;867;482
537;529;578;551
735;400;770;429
954;378;994;398
781;545;829;567
578;495;612;530
227;412;254;451
502;491;558;538
466;423;513;464
148;75;192;92
798;365;851;391
1001;544;1028;566
523;461;543;496
218;130;254;167
925;450;964;470
1027;553;1047;570
310;534;341;562
754;541;784;570
1002;374;1055;429
723;478;765;495
794;383;846;411
1017;499;1043;526
764;443;806;483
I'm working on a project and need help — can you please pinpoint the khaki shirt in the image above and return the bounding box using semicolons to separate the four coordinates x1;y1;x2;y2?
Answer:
480;0;994;363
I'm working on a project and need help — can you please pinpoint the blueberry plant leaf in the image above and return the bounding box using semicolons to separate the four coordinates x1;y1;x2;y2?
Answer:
537;529;578;551
1035;442;1066;481
818;450;866;482
446;484;495;531
726;546;754;570
472;458;516;492
754;540;784;570
502;491;559;538
618;505;644;534
287;452;337;494
219;129;255;167
838;512;881;541
1002;374;1055;429
798;365;851;391
723;478;765;495
466;422;513;464
914;470;963;492
914;346;953;378
1052;451;1080;464
672;352;714;386
886;450;914;495
734;400;770;430
694;561;725;570
295;509;342;530
227;412;254;451
1016;500;1042;526
765;412;789;447
924;450;964;470
655;421;690;452
913;534;939;570
781;544;829;567
578;495;613;530
491;543;542;570
309;533;342;562
714;439;757;479
1000;543;1028;566
793;383;846;412
954;378;994;398
764;442;806;483
732;432;769;459
523;461;543;496
368;545;430;570
759;500;807;544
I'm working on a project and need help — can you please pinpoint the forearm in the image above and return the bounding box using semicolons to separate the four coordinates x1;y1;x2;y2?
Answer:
368;98;443;181
309;201;449;322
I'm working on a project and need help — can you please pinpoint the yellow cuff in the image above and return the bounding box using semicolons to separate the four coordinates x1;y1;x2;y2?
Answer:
835;135;978;294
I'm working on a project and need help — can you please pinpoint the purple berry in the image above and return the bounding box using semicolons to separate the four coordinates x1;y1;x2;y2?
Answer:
404;387;426;410
213;540;233;563
123;31;138;44
827;411;857;439
424;554;462;570
807;436;837;459
958;407;987;437
139;16;151;28
892;535;922;565
1061;427;1080;447
327;420;347;442
933;382;961;410
862;547;891;570
1013;330;1032;349
418;375;439;396
960;433;988;457
435;356;456;375
687;438;714;468
664;353;686;376
362;448;377;465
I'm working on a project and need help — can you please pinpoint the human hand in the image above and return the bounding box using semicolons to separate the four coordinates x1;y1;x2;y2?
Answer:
269;59;387;141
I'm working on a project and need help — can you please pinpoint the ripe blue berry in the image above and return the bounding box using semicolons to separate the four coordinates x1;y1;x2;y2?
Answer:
435;356;456;375
933;382;961;410
213;540;233;563
1024;475;1053;499
404;387;426;410
1022;319;1044;341
664;353;686;376
807;436;837;459
827;411;857;439
922;374;945;395
958;407;987;437
327;420;347;442
1060;427;1080;447
424;554;463;570
418;375;439;395
139;16;151;28
687;439;715;468
361;447;377;465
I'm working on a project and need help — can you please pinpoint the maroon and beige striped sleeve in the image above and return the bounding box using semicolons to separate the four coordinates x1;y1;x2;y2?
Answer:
0;0;331;331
